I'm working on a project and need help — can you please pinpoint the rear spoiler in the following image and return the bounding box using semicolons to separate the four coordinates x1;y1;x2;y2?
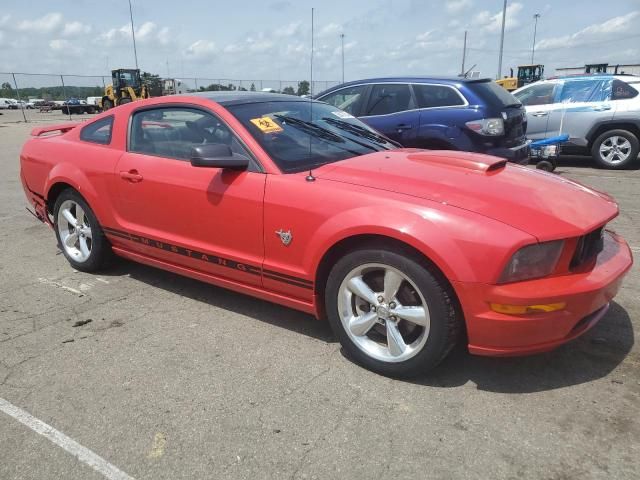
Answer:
31;122;80;137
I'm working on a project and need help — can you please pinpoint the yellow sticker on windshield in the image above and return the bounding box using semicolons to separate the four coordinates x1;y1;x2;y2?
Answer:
250;116;283;133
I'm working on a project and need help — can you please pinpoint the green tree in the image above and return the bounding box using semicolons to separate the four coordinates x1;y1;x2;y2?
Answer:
141;72;163;97
0;82;14;98
297;80;310;96
282;86;296;95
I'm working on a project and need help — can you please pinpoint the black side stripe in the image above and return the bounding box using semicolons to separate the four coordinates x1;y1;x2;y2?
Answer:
103;226;313;289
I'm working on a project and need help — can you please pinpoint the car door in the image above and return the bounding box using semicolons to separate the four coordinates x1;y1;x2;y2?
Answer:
359;83;419;146
111;105;266;287
546;78;615;145
411;83;470;147
513;81;560;140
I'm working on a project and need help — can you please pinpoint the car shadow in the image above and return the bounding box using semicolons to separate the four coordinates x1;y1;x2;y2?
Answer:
101;261;633;393
101;260;335;343
414;301;634;393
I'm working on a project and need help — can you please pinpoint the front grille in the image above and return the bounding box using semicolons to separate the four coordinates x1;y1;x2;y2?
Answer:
570;226;605;270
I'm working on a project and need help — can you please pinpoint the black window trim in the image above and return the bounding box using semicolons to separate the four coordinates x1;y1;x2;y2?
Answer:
126;102;264;173
324;82;470;119
80;115;114;145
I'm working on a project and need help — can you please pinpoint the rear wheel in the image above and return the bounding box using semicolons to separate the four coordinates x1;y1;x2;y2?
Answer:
53;190;112;272
325;248;461;377
591;129;639;169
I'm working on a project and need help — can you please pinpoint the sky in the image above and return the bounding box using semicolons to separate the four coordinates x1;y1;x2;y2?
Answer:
1;0;639;89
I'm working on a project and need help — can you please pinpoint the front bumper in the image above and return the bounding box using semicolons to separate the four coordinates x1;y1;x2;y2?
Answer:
453;231;633;356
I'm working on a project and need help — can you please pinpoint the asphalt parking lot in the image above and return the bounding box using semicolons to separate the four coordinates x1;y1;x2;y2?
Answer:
1;109;639;480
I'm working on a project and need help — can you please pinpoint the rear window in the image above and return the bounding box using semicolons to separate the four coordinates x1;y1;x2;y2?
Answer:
471;80;521;107
80;116;113;145
612;80;639;100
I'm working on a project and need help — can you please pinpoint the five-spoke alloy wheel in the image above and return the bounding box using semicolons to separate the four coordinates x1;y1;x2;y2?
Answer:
53;189;111;272
326;248;461;377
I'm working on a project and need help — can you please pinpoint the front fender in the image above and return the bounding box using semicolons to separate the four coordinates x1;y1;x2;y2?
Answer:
305;202;535;284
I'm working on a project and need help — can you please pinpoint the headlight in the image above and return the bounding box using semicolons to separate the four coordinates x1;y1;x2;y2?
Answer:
498;240;564;283
465;118;504;136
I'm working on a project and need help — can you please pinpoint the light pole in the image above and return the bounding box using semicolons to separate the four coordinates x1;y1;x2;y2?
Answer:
497;0;507;79
531;13;541;64
340;33;345;83
128;0;139;69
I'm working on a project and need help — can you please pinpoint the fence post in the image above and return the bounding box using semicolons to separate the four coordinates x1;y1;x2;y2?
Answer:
60;75;71;120
194;78;199;90
11;73;28;122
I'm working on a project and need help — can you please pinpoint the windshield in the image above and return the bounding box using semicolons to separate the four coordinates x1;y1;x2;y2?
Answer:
227;100;396;173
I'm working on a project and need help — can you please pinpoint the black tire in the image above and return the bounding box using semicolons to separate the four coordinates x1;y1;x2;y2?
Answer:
119;98;132;105
53;189;112;272
536;160;556;172
102;99;113;111
591;129;639;169
325;248;462;377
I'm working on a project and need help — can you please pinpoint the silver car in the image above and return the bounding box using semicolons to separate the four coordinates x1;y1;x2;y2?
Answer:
513;74;640;169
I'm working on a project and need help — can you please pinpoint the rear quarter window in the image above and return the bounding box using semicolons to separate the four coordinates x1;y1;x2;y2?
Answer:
612;80;639;100
80;116;114;145
470;80;522;107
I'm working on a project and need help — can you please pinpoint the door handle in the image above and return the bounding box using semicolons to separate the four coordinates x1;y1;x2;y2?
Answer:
593;105;611;111
396;123;412;131
119;170;143;182
532;111;548;117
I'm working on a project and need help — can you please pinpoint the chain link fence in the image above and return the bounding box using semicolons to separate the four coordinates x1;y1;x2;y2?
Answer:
0;72;341;123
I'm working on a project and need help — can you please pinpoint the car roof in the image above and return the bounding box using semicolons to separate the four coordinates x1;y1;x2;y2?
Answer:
547;74;640;81
188;91;312;106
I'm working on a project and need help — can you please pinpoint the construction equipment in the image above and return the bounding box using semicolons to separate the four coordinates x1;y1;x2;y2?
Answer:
101;68;149;110
496;64;544;92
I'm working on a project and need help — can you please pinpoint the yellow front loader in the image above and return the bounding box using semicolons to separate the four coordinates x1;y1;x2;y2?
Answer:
101;68;149;110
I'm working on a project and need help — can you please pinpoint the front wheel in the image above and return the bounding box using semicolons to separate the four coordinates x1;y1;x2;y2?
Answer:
325;248;461;377
53;190;112;272
102;99;113;111
591;129;639;169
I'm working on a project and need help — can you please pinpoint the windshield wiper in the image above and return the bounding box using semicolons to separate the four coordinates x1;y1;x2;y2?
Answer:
273;114;364;156
322;117;398;148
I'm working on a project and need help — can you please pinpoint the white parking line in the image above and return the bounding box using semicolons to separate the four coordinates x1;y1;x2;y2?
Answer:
0;397;135;480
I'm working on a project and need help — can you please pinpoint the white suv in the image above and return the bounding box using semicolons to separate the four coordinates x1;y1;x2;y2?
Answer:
513;74;640;169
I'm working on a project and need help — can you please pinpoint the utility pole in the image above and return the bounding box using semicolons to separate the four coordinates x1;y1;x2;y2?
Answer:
128;0;139;69
461;30;467;76
497;0;507;79
531;13;541;64
340;33;345;83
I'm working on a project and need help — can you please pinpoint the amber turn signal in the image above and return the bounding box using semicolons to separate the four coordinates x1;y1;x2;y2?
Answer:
490;302;567;315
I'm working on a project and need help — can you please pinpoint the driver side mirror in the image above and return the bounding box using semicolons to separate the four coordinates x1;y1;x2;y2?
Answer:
190;144;249;170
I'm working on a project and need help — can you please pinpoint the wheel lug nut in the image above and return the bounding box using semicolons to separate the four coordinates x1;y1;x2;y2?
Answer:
390;316;397;322
389;302;396;309
377;296;384;303
371;306;377;312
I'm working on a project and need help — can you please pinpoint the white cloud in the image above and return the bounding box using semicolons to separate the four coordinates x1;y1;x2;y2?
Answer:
274;22;301;37
318;23;342;38
62;21;91;36
536;11;639;50
49;38;71;50
416;31;432;42
17;13;63;33
446;0;473;14
474;2;523;33
136;21;156;40
186;39;216;59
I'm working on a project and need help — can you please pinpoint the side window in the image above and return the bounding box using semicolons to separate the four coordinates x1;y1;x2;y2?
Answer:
413;84;465;108
612;80;639;100
514;83;556;106
320;85;367;115
129;107;250;161
80;116;113;145
557;79;610;103
365;84;413;116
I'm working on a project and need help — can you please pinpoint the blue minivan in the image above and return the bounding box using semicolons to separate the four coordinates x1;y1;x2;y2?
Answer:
316;76;529;163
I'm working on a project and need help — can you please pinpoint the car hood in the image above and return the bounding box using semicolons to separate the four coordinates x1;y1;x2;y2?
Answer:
314;149;618;240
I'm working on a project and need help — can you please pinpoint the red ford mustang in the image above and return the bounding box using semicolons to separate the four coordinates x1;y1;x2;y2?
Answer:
20;92;633;376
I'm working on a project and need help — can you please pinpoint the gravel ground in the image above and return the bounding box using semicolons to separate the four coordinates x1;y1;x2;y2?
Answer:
1;110;638;480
